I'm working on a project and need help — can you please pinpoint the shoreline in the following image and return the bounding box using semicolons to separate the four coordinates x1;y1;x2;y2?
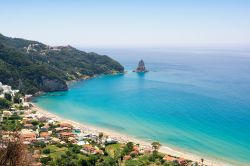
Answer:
31;103;228;166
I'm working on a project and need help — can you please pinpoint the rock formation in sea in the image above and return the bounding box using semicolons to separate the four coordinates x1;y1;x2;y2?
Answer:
133;60;148;72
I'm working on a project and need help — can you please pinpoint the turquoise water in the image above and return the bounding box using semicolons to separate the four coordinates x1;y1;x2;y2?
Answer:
34;49;250;165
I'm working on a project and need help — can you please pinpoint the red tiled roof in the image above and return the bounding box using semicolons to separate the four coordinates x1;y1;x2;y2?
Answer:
163;155;176;162
60;123;73;128
123;155;131;160
24;124;33;127
60;132;75;136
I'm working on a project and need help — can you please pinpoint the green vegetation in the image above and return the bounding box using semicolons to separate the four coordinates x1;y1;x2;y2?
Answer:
13;93;22;103
4;93;12;101
105;143;122;158
0;98;12;109
1;116;23;131
0;33;124;94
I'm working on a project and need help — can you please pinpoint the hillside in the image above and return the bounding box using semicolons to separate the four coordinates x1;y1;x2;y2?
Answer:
0;34;124;94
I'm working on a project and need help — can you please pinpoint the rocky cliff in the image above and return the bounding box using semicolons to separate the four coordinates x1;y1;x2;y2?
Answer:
133;60;148;72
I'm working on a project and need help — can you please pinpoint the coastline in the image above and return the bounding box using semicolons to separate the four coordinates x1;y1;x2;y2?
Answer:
31;103;228;166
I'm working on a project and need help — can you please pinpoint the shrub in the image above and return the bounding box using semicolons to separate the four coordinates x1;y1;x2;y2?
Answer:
0;98;12;109
4;93;12;101
40;156;52;165
43;148;51;154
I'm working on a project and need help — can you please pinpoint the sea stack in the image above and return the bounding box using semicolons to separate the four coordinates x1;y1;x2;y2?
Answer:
134;60;148;72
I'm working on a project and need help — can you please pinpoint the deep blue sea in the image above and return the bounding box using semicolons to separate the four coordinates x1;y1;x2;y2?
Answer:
34;48;250;165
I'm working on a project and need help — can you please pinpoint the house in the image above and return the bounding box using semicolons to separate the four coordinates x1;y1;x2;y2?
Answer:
39;131;50;140
105;138;118;144
22;102;30;108
60;122;73;129
143;148;151;154
24;124;33;129
177;157;187;165
123;155;132;160
163;155;178;163
20;130;36;142
73;128;81;133
68;137;76;143
26;114;38;119
77;141;86;146
82;144;96;154
76;133;90;141
133;145;139;152
40;126;49;132
60;132;75;141
36;137;45;142
0;83;19;98
24;94;32;102
22;117;30;124
47;119;54;124
51;137;60;143
38;116;48;122
3;111;12;117
94;149;104;155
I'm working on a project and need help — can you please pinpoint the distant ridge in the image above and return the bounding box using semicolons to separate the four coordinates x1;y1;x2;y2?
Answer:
0;34;124;94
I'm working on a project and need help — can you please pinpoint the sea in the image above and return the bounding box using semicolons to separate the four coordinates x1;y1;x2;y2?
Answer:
33;48;250;165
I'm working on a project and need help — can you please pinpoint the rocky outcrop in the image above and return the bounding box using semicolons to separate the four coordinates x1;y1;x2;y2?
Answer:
39;77;68;92
133;60;148;72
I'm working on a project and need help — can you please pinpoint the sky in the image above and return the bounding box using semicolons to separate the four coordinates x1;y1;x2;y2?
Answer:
0;0;250;48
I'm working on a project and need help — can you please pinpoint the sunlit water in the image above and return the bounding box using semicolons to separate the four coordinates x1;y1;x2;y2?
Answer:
34;48;250;165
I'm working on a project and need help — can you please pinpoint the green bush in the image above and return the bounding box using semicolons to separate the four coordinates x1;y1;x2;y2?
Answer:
13;93;22;103
0;98;12;109
4;93;12;101
43;148;51;154
40;156;52;165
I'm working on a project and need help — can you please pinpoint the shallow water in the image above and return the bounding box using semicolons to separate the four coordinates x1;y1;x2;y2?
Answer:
34;49;250;165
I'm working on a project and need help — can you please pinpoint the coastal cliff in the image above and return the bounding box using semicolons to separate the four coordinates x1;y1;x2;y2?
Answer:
0;33;124;94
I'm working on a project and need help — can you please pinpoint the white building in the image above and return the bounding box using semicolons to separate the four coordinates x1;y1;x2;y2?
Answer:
0;82;19;98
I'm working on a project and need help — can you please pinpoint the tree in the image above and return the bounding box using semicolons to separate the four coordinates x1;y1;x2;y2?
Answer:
201;158;204;166
102;156;118;166
13;93;22;103
88;154;98;165
4;93;12;101
0;98;12;109
31;120;38;126
98;132;104;143
40;156;52;165
0;132;34;165
151;142;161;152
43;148;51;154
122;142;134;156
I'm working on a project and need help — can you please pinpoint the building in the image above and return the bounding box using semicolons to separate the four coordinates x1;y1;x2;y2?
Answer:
20;130;36;142
60;122;73;129
60;132;75;141
39;131;50;140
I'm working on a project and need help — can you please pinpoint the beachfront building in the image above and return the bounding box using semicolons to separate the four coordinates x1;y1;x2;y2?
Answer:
60;122;73;129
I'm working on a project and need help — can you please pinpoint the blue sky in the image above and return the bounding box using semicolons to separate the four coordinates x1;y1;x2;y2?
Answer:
0;0;250;48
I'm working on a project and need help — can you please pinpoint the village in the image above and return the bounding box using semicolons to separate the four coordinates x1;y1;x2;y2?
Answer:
0;82;201;166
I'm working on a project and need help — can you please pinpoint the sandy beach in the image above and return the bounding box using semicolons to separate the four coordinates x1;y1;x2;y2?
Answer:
32;103;228;166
